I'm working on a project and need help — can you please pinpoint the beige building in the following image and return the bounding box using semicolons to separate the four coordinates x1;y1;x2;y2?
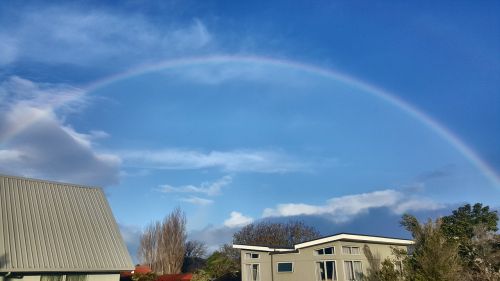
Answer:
0;175;134;281
234;233;413;281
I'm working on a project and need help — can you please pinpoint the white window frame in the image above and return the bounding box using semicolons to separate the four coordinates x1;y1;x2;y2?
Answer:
315;246;335;255
245;263;261;281
245;252;260;259
342;246;361;255
276;262;294;273
343;260;363;281
314;260;338;281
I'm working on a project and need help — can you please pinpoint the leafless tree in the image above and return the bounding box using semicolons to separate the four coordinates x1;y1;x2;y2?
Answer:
138;208;187;274
185;240;207;258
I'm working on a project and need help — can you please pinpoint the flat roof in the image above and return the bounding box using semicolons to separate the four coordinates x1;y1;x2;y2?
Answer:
233;232;413;252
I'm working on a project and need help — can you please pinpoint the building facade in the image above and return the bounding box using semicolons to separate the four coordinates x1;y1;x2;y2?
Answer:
234;233;413;281
0;174;134;281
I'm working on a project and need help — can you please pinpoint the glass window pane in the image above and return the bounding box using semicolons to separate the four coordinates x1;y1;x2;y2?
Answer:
344;261;354;280
41;276;63;281
326;261;334;280
324;247;333;255
351;247;360;255
251;253;259;258
353;261;363;279
342;246;351;254
66;276;87;281
317;248;324;255
317;262;326;280
277;262;293;272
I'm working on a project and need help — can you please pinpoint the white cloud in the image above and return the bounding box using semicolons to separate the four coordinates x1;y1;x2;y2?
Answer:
160;175;232;196
0;6;213;67
180;196;214;206
263;189;443;223
120;149;307;173
0;76;120;186
224;211;254;228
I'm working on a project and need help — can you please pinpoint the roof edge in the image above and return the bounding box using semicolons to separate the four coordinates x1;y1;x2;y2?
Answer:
0;173;101;190
294;233;414;249
232;244;294;252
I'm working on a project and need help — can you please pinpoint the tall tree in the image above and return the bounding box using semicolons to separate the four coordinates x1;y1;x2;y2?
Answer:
233;220;320;247
138;208;187;274
441;203;499;279
183;240;207;273
400;214;462;281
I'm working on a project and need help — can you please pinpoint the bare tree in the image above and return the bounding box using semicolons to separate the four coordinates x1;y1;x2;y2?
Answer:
233;220;320;247
185;240;207;258
138;221;160;270
138;208;187;274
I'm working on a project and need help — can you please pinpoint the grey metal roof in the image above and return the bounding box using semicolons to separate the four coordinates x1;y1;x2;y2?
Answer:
0;174;134;272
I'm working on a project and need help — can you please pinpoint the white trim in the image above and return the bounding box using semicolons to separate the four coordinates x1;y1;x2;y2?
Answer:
276;262;294;273
233;244;293;252
244;263;261;281
343;260;363;281
315;246;335;256
295;234;414;249
314;260;338;281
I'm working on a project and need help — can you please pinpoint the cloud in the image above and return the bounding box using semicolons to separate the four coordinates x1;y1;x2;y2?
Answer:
160;175;232;196
189;225;238;253
180;196;214;206
262;189;443;223
0;5;213;67
224;211;254;228
0;76;120;186
119;223;143;264
120;149;307;173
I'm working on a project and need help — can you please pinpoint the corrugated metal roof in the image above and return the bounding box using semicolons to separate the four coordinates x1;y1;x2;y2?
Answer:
0;174;134;272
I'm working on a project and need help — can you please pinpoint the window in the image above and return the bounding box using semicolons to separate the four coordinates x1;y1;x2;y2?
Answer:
245;252;260;259
316;261;337;281
66;275;87;281
344;261;363;280
277;262;293;272
315;246;335;255
245;264;260;281
41;276;63;281
342;246;360;255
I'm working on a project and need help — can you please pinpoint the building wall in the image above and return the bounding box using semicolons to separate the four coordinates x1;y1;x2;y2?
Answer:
3;274;120;281
240;241;407;281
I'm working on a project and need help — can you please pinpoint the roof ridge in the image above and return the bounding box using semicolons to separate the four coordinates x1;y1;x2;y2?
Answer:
0;173;101;190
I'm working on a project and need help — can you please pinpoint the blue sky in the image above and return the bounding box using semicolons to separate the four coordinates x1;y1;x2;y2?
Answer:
0;0;499;258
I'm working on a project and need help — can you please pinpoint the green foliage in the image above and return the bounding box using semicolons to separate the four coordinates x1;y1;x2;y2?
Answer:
362;245;404;281
440;203;499;271
131;272;157;281
401;215;462;281
190;270;211;281
205;250;239;279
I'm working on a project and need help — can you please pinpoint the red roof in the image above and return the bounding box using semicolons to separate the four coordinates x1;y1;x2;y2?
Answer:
121;265;153;278
156;274;192;281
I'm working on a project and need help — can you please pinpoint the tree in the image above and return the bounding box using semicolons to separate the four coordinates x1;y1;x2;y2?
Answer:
138;208;187;274
400;214;462;281
183;240;207;273
362;245;404;281
440;203;499;273
233;220;320;247
205;250;239;281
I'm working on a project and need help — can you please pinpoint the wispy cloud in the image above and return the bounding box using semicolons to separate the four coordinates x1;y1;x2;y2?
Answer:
0;76;120;186
263;189;443;223
180;196;214;206
224;211;254;228
120;149;308;173
0;5;213;67
160;175;232;196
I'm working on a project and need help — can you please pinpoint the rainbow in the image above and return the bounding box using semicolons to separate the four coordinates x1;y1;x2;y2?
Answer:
7;55;500;187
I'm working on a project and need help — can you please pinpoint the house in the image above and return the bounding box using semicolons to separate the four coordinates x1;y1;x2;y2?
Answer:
233;233;414;281
0;174;134;281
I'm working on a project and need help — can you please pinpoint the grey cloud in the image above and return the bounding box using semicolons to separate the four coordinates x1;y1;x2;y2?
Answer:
0;76;120;186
